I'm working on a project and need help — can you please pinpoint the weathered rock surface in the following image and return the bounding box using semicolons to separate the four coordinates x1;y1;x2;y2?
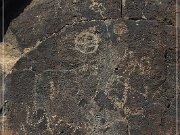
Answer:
0;0;179;135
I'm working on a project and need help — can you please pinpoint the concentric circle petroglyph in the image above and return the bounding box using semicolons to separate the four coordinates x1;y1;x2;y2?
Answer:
75;31;101;54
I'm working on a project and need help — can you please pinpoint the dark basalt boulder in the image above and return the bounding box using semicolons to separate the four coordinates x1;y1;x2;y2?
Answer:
1;0;178;135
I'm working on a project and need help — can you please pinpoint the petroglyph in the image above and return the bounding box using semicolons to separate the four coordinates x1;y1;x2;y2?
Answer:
89;0;106;18
2;0;176;134
75;28;101;54
105;75;131;109
113;22;128;36
49;80;56;100
123;52;152;76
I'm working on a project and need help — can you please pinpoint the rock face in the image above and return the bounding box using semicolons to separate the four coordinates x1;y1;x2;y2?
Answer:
1;0;178;135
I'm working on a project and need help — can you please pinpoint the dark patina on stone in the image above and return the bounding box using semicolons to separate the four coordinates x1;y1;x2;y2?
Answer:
1;0;178;135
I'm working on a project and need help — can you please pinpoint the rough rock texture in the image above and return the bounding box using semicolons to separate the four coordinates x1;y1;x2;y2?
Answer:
0;0;179;135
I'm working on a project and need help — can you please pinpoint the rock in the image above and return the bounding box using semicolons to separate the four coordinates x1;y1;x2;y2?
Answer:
1;0;178;135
